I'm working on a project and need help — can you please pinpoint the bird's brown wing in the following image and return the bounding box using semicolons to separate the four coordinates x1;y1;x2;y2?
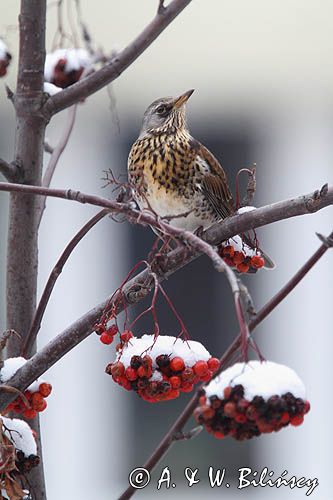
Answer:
192;139;235;219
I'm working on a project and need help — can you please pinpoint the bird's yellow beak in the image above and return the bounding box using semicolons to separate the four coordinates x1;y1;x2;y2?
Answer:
173;89;195;109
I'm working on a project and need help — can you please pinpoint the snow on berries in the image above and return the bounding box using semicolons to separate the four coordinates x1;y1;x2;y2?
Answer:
105;334;220;402
44;48;92;89
194;361;310;441
219;234;265;273
0;357;52;419
1;416;40;474
0;39;12;77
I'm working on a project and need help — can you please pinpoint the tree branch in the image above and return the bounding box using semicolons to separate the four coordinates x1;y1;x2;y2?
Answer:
42;0;192;116
37;105;78;227
0;182;331;247
22;209;109;357
0;159;19;182
7;1;48;497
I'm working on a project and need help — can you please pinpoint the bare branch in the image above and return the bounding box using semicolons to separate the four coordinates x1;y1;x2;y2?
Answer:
0;159;19;182
42;0;193;116
241;166;256;206
22;209;109;357
37;105;78;227
0;182;332;246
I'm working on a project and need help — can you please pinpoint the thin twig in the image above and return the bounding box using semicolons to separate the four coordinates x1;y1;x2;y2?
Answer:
22;209;109;357
241;166;256;207
43;0;193;116
37;105;78;227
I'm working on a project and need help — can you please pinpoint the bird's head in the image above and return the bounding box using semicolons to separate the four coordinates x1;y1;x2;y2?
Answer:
139;89;194;138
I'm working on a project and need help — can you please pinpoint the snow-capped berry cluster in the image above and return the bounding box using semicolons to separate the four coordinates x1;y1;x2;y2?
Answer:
219;235;265;273
194;361;310;441
1;417;40;473
0;39;12;77
44;48;92;89
106;334;220;402
0;357;52;419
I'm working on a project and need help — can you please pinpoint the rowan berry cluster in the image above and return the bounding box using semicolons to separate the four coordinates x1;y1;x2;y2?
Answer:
1;416;39;476
219;244;265;273
44;48;91;89
105;334;220;403
0;358;52;419
194;361;310;440
5;382;52;420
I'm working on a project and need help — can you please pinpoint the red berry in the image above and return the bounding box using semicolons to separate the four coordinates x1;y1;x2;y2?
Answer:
120;330;133;343
164;389;180;401
280;412;290;424
304;400;311;414
224;386;232;399
200;372;212;382
137;366;148;378
235;413;247;423
199;395;207;406
193;360;209;377
214;431;225;439
125;367;137;381
169;376;181;389
208;358;220;372
23;408;38;419
202;405;215;420
223;402;236;417
290;415;304;426
100;332;113;345
31;393;46;412
170;357;185;372
110;362;125;378
181;382;193;393
181;367;195;383
233;251;245;264
237;262;250;273
39;383;52;398
251;255;265;269
106;324;118;336
257;419;274;433
223;245;235;258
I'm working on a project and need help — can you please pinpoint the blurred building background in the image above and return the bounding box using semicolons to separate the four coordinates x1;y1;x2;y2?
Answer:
0;1;332;499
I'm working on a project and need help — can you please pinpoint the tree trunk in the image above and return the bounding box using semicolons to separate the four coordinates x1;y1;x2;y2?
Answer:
6;1;47;498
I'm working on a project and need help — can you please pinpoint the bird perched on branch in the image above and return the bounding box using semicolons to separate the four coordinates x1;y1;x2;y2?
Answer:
128;89;274;270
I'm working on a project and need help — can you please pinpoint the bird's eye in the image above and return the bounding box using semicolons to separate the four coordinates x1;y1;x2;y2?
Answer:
156;105;167;115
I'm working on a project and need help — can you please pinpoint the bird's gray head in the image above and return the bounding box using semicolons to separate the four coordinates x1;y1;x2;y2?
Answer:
139;89;194;138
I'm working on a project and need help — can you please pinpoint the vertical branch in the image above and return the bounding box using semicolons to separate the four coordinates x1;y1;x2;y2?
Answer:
6;1;47;498
7;0;47;353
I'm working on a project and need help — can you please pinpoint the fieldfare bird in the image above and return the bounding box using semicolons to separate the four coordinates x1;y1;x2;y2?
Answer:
128;90;274;270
